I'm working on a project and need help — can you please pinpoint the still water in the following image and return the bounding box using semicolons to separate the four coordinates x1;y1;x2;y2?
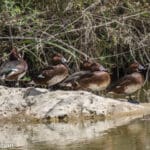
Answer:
0;117;149;150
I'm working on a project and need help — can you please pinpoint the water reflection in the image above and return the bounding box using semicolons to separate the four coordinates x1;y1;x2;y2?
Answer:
0;116;149;150
30;119;150;150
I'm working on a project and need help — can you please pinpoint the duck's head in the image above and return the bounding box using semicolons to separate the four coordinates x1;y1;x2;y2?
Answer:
52;53;67;65
80;60;93;71
10;48;22;60
90;62;108;72
128;62;145;73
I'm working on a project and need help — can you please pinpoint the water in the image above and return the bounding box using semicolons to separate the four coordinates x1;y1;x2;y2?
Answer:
0;117;149;150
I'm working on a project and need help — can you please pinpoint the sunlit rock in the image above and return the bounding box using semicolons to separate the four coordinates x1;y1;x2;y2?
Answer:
0;86;149;121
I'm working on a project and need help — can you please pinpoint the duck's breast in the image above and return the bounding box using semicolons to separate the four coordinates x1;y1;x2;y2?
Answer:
47;64;68;86
124;72;144;94
124;84;142;94
90;72;110;91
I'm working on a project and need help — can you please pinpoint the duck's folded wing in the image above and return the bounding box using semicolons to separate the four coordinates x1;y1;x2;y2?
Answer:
62;71;91;83
37;66;55;79
107;75;133;91
41;66;54;71
0;61;23;77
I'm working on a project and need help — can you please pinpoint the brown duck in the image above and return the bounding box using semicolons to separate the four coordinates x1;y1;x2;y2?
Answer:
107;62;145;103
62;61;111;92
32;54;69;87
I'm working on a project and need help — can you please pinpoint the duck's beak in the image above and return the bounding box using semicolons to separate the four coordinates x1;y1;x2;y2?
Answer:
99;66;108;72
61;57;69;68
138;64;146;71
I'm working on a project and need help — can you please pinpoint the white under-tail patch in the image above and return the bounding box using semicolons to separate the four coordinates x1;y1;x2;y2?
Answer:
38;74;45;78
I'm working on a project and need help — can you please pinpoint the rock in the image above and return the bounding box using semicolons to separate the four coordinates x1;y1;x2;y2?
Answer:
0;86;149;122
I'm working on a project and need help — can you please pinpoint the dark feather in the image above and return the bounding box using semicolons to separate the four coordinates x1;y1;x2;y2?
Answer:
107;75;136;92
0;61;21;76
62;71;91;83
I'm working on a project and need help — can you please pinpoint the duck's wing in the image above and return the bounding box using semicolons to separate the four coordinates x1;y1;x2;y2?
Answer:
36;66;55;79
0;60;24;77
78;71;94;79
107;75;133;92
62;71;91;83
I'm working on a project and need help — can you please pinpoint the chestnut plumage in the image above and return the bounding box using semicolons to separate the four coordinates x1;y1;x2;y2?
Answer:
62;61;111;91
107;62;145;95
32;54;68;87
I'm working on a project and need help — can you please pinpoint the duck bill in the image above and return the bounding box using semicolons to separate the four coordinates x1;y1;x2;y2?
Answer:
138;64;146;71
99;66;108;72
61;57;68;67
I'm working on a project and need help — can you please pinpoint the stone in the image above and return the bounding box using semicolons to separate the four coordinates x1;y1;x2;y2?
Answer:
0;86;149;121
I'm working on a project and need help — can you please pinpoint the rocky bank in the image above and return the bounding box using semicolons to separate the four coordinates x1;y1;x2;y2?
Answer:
0;85;149;122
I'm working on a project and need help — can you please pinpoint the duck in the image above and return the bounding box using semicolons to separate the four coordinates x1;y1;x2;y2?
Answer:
0;48;28;86
61;60;111;92
107;62;145;103
31;53;69;88
80;59;94;71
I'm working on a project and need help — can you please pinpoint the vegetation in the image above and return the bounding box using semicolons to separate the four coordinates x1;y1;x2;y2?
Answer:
0;0;149;76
